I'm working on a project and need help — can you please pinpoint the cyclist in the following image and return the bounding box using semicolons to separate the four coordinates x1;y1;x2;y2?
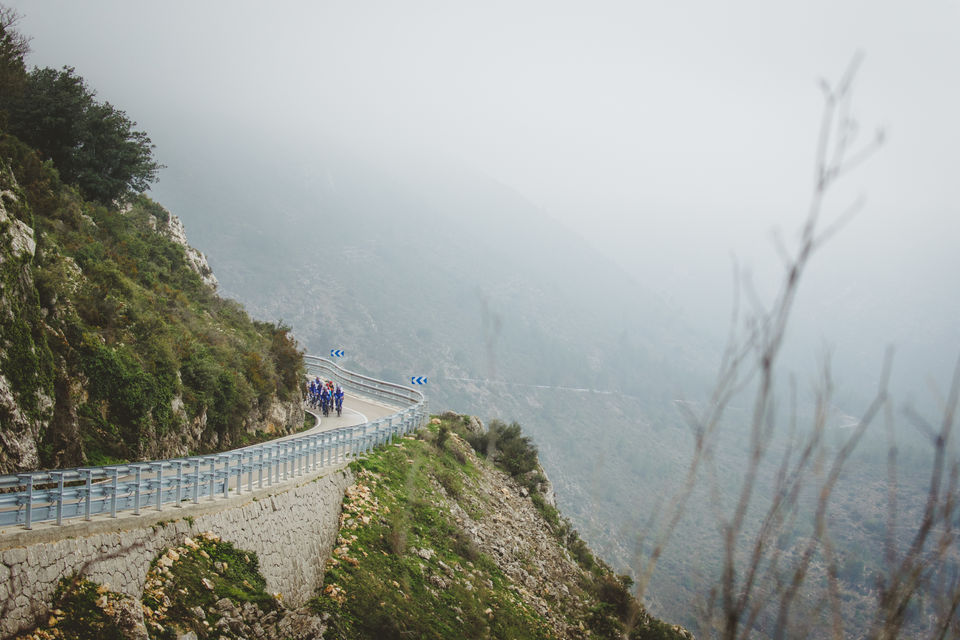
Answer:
320;385;331;416
334;385;344;416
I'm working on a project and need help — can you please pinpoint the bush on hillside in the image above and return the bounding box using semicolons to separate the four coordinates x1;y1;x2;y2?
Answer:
0;64;162;204
488;420;539;477
0;130;305;468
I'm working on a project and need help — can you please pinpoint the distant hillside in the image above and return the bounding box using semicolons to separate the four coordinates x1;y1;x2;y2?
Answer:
156;133;716;401
0;132;305;472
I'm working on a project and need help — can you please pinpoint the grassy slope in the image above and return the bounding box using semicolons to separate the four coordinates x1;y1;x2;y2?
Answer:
0;132;304;470
310;415;688;640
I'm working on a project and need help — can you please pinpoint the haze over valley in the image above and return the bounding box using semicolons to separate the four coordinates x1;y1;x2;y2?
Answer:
7;1;960;636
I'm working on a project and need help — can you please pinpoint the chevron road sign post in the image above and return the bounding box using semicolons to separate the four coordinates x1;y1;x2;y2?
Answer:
330;349;345;358
411;376;428;385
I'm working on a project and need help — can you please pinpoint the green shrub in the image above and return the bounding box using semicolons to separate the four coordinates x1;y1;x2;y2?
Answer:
437;424;450;449
488;420;539;477
435;466;462;497
48;575;126;640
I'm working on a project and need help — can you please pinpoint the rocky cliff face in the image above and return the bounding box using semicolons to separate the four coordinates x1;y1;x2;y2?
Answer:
150;206;219;291
0;139;304;473
0;184;52;472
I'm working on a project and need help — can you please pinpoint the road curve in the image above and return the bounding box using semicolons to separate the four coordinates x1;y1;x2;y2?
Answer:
0;358;428;531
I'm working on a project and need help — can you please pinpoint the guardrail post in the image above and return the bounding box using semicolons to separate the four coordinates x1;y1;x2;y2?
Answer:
207;457;217;501
258;449;265;488
272;445;278;483
80;469;94;520
265;447;272;486
17;474;34;530
50;471;64;526
246;451;253;492
133;466;143;515
221;454;231;498
193;460;201;503
233;453;242;494
109;468;119;517
152;463;164;511
173;461;184;507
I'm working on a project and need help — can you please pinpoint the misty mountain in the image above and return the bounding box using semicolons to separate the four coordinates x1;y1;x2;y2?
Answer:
148;125;726;617
153;126;717;403
149;126;954;636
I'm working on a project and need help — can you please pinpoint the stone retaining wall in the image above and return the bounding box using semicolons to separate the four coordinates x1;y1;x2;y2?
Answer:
0;467;353;639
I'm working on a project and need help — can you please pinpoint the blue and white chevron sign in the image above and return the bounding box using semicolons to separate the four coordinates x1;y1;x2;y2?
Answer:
411;376;428;385
330;349;345;358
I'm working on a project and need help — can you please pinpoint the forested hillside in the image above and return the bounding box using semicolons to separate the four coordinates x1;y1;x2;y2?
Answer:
0;11;305;472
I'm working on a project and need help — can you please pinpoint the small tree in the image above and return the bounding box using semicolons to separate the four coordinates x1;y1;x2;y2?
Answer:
0;65;162;204
489;419;539;477
0;5;29;122
0;5;30;94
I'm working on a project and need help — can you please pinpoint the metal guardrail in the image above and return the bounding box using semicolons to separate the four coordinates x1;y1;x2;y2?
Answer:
0;357;428;530
304;355;424;406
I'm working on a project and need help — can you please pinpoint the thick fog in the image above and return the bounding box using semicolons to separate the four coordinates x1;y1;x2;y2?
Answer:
9;0;960;403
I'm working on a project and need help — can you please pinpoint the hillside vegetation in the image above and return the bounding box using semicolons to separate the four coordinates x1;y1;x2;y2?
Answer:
0;132;304;472
310;413;688;639
0;12;305;471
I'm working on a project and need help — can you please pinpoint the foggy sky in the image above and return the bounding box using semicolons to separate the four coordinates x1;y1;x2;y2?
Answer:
7;0;960;397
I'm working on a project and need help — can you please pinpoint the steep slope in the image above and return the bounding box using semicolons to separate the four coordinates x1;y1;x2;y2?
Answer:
150;127;721;625
310;414;689;639
0;133;305;472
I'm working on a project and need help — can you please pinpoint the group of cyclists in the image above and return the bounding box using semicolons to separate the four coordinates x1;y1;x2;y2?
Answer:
307;377;345;417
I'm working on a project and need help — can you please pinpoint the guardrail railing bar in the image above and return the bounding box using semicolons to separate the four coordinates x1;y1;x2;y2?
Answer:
0;356;428;529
